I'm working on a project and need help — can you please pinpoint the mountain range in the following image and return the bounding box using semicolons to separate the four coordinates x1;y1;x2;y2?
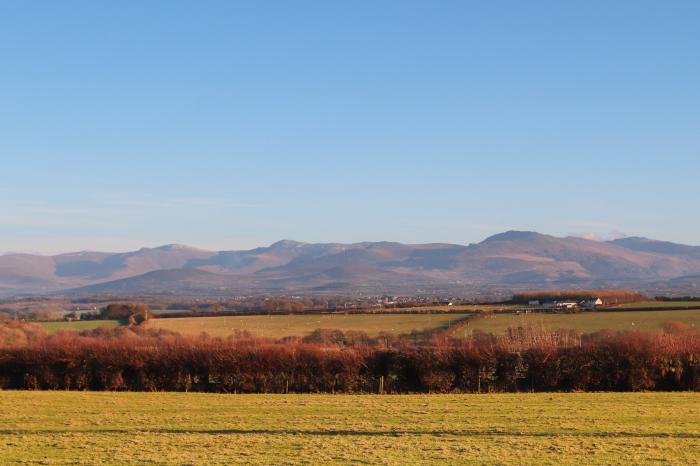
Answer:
2;232;700;296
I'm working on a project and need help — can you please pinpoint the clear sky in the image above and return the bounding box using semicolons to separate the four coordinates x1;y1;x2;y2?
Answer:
2;1;699;254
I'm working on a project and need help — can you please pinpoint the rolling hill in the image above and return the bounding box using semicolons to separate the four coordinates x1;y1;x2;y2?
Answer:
2;232;700;295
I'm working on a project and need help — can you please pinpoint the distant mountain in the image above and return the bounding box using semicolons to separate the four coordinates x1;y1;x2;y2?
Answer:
72;269;235;294
3;232;700;296
610;237;700;258
0;244;215;294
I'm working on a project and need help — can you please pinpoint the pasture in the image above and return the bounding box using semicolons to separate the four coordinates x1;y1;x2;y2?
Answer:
145;313;470;338
612;300;700;309
0;392;697;465
394;304;516;312
40;320;120;331
457;309;700;336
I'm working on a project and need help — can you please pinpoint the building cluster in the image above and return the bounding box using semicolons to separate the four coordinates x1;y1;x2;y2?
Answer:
528;298;603;311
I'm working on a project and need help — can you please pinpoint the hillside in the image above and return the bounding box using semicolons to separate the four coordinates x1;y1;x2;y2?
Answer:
2;232;700;295
71;269;235;294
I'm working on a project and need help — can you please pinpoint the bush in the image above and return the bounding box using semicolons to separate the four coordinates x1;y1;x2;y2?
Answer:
101;303;151;323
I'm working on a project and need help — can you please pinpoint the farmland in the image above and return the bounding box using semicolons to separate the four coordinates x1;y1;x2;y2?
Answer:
36;306;700;338
145;313;471;338
33;300;700;339
612;301;700;309
457;309;700;336
0;392;697;465
40;320;120;331
391;304;516;312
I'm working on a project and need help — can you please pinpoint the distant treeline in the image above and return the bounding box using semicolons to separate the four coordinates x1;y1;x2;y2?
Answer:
1;321;698;393
511;290;647;305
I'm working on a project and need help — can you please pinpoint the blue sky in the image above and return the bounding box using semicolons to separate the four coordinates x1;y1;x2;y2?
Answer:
1;1;699;253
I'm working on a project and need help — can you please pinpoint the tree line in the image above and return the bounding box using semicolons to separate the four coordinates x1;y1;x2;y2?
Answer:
0;321;698;393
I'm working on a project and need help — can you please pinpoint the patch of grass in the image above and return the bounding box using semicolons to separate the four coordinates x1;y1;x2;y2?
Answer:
150;309;191;315
146;313;471;338
40;320;120;331
457;310;700;336
395;304;516;312
612;301;700;309
0;391;697;465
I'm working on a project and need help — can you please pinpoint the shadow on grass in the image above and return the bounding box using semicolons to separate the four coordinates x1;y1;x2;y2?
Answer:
1;429;698;438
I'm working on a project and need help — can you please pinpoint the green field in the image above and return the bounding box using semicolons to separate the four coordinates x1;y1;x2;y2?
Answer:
0;392;697;465
457;310;700;336
150;308;192;315
37;307;700;337
40;320;120;331
394;304;516;312
613;301;700;309
146;313;470;338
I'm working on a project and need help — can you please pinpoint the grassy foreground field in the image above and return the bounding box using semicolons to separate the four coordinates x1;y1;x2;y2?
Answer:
146;313;471;338
0;392;698;465
458;309;700;336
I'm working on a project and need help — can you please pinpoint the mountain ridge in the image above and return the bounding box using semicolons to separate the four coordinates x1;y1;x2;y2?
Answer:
2;231;700;295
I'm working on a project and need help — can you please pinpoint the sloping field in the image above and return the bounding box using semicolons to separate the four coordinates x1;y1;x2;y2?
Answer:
457;310;700;336
40;320;120;331
0;392;698;465
146;313;470;338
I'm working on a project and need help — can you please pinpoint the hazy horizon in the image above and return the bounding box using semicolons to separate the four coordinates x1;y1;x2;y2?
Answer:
3;2;699;254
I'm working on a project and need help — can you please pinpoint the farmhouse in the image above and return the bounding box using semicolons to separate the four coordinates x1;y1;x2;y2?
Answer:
542;301;578;310
579;298;603;309
539;297;603;311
